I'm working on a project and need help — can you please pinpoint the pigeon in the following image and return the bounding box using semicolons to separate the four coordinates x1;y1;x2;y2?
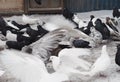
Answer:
105;24;120;41
49;55;84;77
112;7;120;18
94;18;110;40
0;49;69;82
62;8;74;20
115;44;120;66
106;17;119;32
50;54;92;72
72;39;91;48
79;45;111;77
22;14;39;24
54;48;92;70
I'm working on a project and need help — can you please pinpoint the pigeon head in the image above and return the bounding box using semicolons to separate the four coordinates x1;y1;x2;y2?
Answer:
62;8;74;19
95;19;102;25
90;15;95;20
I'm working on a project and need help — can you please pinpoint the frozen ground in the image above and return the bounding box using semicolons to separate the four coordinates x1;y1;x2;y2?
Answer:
0;10;120;82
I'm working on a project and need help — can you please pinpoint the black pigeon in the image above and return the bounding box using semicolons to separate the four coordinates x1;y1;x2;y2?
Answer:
72;39;91;48
95;19;110;40
62;8;74;20
12;21;30;30
112;7;120;18
62;8;78;27
115;44;120;66
6;41;26;50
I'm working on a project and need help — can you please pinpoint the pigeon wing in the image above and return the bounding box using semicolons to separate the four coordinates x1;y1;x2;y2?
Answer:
23;29;66;62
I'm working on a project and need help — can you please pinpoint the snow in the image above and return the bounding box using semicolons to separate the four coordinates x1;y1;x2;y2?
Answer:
1;10;120;82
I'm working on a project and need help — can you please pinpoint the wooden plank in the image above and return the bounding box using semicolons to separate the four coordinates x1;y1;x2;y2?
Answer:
0;0;24;12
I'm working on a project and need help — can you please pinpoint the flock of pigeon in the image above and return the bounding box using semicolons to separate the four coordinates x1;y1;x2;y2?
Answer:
0;8;120;82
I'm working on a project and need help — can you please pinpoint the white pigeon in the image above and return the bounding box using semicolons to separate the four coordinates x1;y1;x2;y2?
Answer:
51;48;92;71
79;45;111;77
50;56;83;76
0;49;69;82
50;54;91;73
22;14;39;24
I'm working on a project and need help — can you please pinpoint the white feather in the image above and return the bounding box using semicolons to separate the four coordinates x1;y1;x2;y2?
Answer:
22;14;39;24
6;30;17;41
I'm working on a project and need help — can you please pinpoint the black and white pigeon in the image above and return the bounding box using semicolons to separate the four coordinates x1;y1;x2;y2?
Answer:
94;19;110;40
